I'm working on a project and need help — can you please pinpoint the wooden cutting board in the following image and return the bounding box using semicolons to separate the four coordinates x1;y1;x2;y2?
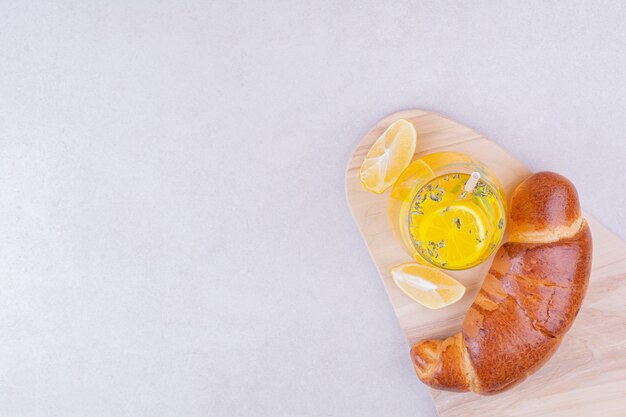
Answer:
345;109;626;417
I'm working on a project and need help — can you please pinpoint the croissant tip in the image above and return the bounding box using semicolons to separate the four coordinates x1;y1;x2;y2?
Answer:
411;339;440;376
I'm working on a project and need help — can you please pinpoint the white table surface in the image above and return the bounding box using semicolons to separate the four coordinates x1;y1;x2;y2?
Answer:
1;2;625;416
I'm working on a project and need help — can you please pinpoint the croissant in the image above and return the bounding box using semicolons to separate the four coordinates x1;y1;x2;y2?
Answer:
411;172;592;394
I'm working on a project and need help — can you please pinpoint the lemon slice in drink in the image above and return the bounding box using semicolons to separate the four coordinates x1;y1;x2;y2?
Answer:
416;204;489;269
359;119;417;194
391;263;466;309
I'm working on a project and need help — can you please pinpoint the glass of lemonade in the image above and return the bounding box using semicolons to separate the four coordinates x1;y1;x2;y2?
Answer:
389;151;507;270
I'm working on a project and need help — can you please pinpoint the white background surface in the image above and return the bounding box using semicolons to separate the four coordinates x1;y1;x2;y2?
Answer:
1;1;625;416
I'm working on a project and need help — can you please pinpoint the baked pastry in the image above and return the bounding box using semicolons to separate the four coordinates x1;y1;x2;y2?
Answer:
411;171;592;394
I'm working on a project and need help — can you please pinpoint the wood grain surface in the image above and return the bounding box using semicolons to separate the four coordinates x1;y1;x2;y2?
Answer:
345;110;626;417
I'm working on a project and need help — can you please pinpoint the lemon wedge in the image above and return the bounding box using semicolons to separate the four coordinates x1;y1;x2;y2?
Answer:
391;263;465;309
359;119;417;194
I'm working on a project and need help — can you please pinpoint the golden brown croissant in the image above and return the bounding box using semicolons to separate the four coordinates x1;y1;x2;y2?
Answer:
410;172;592;394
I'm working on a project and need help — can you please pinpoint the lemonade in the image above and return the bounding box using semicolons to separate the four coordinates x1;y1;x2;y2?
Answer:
390;152;506;270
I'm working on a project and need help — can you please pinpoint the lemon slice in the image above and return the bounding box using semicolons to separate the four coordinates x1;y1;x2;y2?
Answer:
359;119;417;194
415;204;489;269
391;263;466;309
